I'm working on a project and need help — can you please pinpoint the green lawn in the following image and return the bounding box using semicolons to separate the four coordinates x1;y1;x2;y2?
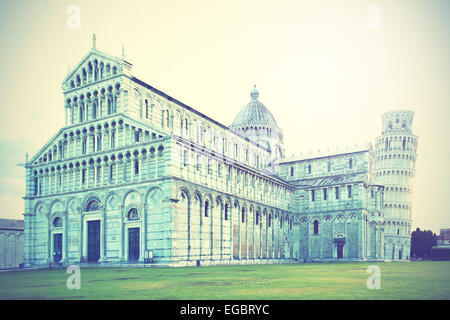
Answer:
0;261;449;300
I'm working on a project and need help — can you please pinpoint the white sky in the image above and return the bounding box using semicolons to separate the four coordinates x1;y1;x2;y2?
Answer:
0;0;448;234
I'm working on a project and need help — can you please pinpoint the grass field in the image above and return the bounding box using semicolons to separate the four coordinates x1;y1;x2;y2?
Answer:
0;261;449;300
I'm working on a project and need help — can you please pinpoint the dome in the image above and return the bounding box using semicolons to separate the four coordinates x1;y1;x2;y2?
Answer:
231;86;278;129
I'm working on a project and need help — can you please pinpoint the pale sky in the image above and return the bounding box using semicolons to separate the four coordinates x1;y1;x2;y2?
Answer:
0;0;448;234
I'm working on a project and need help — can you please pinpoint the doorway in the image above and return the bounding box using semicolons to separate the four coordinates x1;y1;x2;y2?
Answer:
87;220;100;262
337;244;344;259
53;233;62;263
128;227;140;262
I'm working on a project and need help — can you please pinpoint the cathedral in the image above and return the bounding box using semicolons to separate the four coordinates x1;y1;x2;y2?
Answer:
22;40;418;267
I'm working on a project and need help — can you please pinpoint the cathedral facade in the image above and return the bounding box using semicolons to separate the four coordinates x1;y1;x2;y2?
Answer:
22;43;417;267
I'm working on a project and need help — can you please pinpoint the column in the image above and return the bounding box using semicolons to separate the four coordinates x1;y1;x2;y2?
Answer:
100;209;107;262
118;205;124;261
143;204;148;260
64;212;68;263
95;163;101;187
140;155;146;181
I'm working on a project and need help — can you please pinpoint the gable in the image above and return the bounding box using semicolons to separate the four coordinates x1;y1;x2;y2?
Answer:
62;49;131;92
29;128;67;165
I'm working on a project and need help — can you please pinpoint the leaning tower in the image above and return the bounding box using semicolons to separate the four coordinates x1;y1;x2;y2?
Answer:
375;110;418;260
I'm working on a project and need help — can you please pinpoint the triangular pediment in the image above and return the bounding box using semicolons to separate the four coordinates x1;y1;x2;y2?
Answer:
29;128;67;165
62;48;132;91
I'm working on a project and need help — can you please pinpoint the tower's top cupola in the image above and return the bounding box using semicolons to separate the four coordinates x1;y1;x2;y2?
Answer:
381;110;415;134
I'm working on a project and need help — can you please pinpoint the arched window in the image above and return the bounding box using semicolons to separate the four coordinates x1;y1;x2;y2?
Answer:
92;102;97;120
134;89;142;118
107;96;113;115
204;200;209;217
255;212;259;225
128;208;139;220
79;105;85;122
165;109;170;128
53;217;62;228
134;159;139;175
313;220;319;235
241;208;245;223
86;199;99;212
223;204;229;221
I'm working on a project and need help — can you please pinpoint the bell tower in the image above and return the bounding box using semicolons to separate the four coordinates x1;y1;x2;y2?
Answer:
374;110;418;260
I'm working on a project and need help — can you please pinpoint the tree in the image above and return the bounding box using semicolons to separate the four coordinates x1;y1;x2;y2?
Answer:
410;228;438;259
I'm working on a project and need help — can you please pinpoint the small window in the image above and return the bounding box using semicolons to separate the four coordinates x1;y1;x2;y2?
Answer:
224;204;229;221
207;158;212;174
196;154;201;171
135;131;140;143
91;136;95;153
335;187;340;200
323;188;327;201
349;158;353;169
128;208;139;220
111;131;115;149
134;159;139;175
204;201;209;217
96;135;102;151
308;164;312;174
241;208;245;223
86;199;99;212
110;164;115;182
256;213;259;225
33;177;38;195
311;190;315;202
347;185;352;198
183;150;188;167
327;161;331;172
290;166;294;177
82;139;87;155
53;217;62;228
313;220;319;235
